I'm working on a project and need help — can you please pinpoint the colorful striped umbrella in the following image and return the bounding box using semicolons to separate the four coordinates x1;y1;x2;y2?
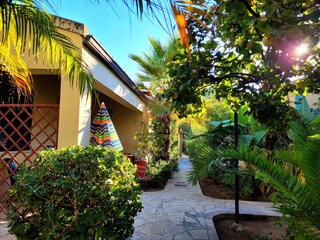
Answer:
90;102;123;152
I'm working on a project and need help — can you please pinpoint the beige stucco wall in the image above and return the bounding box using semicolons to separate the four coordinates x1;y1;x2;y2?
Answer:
18;19;149;152
32;75;60;150
33;74;60;104
55;28;93;148
289;92;320;109
19;24;92;149
94;94;149;154
305;93;320;109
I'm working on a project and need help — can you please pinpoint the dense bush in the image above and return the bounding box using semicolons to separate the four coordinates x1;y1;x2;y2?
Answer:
7;146;142;240
212;168;261;200
148;160;178;188
134;119;170;162
185;138;207;160
150;116;171;161
191;147;268;200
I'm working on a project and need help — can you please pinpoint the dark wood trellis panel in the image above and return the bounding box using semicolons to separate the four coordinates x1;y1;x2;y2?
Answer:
0;104;59;216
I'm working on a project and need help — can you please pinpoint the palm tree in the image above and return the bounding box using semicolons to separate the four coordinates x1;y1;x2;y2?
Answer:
0;1;94;96
0;0;155;96
129;37;180;161
129;36;178;93
188;116;320;239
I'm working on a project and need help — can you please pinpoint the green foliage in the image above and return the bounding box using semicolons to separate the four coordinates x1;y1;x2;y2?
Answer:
134;117;171;162
198;123;234;149
215;169;261;200
166;48;214;117
7;146;142;240
189;144;262;200
165;0;319;129
0;1;94;95
185;138;207;160
204;96;230;122
130;36;180;162
197;104;269;150
188;116;320;239
134;121;154;160
178;96;231;155
169;119;180;160
129;37;180;94
148;160;178;188
187;104;276;200
151;116;171;161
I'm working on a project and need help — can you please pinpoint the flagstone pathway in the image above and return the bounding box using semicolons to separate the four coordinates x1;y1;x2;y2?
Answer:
0;156;279;240
131;156;279;240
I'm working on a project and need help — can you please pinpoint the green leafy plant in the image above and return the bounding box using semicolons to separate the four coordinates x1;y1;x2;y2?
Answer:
188;116;320;239
134;118;171;162
7;146;142;240
216;170;257;200
134;121;155;161
150;116;171;161
185;137;207;160
148;160;178;188
165;0;319;122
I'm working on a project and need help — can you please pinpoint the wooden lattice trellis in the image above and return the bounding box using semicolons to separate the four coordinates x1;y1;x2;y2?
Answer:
0;104;59;216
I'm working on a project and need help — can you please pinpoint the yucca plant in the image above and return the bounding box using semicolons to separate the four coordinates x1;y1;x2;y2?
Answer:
188;116;320;239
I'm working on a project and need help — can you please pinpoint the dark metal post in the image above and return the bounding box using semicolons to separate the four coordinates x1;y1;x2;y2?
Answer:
234;111;240;223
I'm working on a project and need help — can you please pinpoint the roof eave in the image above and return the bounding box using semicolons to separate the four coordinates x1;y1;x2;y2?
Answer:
83;35;148;103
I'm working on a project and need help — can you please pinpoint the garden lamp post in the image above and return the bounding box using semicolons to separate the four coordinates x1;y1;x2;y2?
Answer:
232;41;309;225
234;111;240;224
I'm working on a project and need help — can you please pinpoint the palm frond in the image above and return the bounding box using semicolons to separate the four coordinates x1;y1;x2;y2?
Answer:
203;146;320;238
0;41;32;96
299;138;320;189
189;117;320;239
0;1;93;95
129;34;180;94
148;36;166;59
187;146;225;185
148;99;171;117
136;73;154;83
309;117;320;136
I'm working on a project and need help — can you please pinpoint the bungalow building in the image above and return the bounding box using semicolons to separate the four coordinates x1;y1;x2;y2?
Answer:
0;17;149;215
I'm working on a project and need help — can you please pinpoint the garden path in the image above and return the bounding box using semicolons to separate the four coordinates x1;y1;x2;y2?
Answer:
0;156;279;240
131;156;279;240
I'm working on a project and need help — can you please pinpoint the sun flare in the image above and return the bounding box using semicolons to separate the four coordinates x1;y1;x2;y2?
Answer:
295;43;308;56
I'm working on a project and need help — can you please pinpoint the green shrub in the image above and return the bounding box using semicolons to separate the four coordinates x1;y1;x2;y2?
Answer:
186;138;206;160
218;170;256;200
148;160;178;188
7;146;142;240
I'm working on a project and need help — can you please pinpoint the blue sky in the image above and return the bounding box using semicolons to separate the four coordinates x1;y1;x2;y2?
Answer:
51;0;174;82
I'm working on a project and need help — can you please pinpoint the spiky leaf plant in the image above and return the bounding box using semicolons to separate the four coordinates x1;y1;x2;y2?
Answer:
188;116;320;239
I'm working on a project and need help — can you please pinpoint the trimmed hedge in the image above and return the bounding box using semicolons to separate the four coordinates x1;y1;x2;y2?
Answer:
7;146;142;240
148;160;178;188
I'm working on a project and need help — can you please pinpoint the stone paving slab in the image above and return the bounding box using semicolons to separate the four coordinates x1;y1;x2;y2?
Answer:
131;157;279;240
0;157;280;240
0;222;14;240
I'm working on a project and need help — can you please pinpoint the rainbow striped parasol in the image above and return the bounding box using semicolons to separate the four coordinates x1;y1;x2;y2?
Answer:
90;102;123;152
